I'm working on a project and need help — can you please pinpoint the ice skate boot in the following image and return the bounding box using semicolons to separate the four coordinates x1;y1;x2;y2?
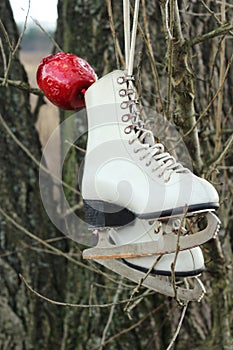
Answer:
81;70;221;301
82;70;219;224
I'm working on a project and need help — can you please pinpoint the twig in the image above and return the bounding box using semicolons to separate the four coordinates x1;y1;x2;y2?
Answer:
165;0;174;40
170;205;188;306
188;23;233;47
171;52;233;149
32;18;62;52
200;0;233;36
213;0;226;180
106;0;125;69
0;1;30;84
0;207;93;271
124;256;162;318
166;302;189;350
12;0;31;57
0;113;80;195
100;278;123;349
65;139;86;154
166;0;175;120
141;0;164;112
19;273;154;310
124;289;151;319
0;37;7;73
138;1;164;112
0;77;43;95
206;133;233;175
90;305;163;350
0;207;135;287
0;18;13;51
12;2;62;52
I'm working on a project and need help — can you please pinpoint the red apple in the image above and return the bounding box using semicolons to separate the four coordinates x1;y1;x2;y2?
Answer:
36;52;97;110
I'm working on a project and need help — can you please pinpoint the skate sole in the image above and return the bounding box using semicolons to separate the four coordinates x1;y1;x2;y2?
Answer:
83;199;219;227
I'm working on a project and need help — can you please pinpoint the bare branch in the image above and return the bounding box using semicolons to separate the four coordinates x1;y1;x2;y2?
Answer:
100;278;123;348
0;113;80;195
19;274;141;309
0;207;91;271
90;305;163;350
32;18;62;52
0;37;7;72
206;133;233;173
105;0;124;69
172;52;233;151
166;302;189;350
0;18;13;51
188;23;233;47
139;1;164;112
12;0;31;57
0;77;43;95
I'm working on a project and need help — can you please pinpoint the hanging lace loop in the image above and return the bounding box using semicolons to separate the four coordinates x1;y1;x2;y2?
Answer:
123;0;140;76
121;1;188;179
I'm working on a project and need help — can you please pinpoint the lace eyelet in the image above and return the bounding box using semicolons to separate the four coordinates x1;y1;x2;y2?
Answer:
146;161;151;166
119;89;127;97
128;139;135;145
122;114;130;122
117;77;124;84
124;126;132;134
121;101;128;109
133;148;139;153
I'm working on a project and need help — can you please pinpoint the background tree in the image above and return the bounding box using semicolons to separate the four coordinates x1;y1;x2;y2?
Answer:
0;0;233;349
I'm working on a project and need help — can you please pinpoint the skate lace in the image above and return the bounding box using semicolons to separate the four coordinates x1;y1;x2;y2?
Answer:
118;75;189;181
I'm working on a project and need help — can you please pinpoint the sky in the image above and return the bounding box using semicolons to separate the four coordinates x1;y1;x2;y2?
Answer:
9;0;58;29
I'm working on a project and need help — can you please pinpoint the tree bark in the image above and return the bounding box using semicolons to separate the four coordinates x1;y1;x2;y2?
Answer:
0;1;67;349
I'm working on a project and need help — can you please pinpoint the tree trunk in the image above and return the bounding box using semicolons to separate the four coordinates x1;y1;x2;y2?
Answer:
0;1;67;349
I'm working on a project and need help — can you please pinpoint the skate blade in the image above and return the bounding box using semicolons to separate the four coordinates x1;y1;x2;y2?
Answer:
83;212;220;259
93;258;206;302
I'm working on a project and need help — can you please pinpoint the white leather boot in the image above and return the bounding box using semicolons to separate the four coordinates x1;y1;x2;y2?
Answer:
82;70;219;226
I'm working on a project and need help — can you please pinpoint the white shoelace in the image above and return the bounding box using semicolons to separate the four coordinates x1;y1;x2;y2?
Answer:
120;76;189;180
122;1;188;180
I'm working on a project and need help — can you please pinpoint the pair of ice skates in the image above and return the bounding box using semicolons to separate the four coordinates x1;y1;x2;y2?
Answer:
81;69;220;302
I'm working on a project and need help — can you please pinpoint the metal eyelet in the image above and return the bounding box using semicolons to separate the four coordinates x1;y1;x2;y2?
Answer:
117;77;125;84
122;114;130;122
124;126;132;134
121;101;128;109
119;89;127;97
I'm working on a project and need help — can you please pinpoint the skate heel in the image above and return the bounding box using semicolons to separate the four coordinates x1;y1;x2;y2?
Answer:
83;200;135;227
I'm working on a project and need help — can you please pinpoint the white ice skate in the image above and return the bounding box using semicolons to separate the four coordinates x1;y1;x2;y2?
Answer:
81;68;220;301
81;0;220;301
83;213;220;301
